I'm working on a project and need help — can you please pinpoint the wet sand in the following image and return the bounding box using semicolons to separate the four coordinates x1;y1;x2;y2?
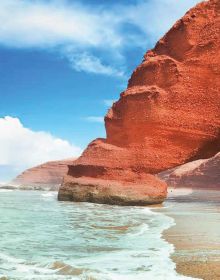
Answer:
161;189;220;280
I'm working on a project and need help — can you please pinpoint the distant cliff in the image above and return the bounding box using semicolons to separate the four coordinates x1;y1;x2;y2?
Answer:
11;158;76;190
158;152;220;189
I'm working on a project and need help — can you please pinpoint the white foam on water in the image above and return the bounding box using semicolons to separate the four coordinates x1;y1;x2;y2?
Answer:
0;252;52;273
79;208;201;280
0;252;78;280
41;191;57;197
0;192;202;280
59;208;200;280
127;223;149;236
41;191;57;201
0;189;13;192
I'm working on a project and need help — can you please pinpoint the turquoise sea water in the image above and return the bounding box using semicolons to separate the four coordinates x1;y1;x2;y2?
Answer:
0;190;198;280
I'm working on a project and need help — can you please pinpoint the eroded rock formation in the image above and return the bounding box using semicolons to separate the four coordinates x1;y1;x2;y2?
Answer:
59;0;220;205
12;159;75;190
158;152;220;189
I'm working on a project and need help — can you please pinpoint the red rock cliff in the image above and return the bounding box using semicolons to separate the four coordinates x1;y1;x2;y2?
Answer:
58;0;220;205
12;159;75;190
158;152;220;189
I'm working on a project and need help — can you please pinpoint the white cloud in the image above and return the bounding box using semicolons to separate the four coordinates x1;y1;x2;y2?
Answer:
0;0;121;49
0;0;123;76
123;0;201;44
66;52;124;77
0;0;201;76
0;116;82;182
85;116;104;123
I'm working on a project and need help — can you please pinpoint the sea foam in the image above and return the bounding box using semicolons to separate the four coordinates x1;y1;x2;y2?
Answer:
0;190;201;280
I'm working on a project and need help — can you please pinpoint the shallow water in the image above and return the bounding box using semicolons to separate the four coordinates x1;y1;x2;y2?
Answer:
0;190;199;280
161;190;220;260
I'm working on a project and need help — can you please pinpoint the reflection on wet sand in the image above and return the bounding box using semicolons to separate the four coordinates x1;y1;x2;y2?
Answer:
161;189;220;280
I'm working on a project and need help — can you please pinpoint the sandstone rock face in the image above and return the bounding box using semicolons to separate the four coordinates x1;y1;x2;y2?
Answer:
12;159;75;191
158;152;220;189
59;0;220;205
59;175;166;206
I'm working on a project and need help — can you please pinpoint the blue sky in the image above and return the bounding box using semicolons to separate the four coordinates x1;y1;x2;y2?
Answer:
0;0;200;182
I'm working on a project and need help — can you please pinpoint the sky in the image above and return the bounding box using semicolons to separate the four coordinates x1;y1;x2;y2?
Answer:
0;0;201;182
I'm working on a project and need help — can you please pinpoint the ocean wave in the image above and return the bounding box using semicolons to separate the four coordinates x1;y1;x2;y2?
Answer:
127;223;149;236
41;192;57;201
0;192;201;280
41;192;57;197
0;189;13;192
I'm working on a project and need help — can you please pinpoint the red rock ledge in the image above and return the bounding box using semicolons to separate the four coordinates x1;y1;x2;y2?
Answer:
58;0;220;205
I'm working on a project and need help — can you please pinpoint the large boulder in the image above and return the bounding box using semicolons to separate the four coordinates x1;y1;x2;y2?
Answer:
59;0;220;205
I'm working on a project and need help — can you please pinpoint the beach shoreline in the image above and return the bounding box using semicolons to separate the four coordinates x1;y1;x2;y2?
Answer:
161;188;220;280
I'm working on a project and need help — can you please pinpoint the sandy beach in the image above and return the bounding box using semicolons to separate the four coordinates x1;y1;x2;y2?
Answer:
161;189;220;280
